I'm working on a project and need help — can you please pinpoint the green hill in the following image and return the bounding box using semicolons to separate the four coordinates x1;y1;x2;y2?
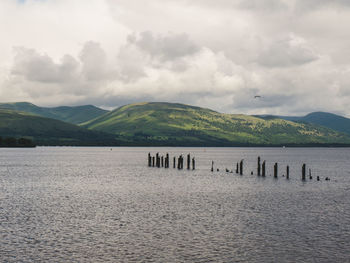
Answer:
0;109;118;146
82;102;350;146
0;102;108;124
256;112;350;135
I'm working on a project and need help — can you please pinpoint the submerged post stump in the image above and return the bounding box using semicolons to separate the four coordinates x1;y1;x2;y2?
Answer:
165;153;169;168
187;154;191;170
274;163;278;178
302;164;306;181
211;161;214;172
156;153;160;168
286;165;290;179
262;161;266;177
148;153;152;167
309;169;312;180
239;160;243;175
257;156;261;176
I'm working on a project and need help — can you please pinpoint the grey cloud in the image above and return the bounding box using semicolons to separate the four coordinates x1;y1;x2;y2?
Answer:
11;47;79;83
3;0;350;116
79;41;108;81
294;0;350;12
127;31;200;61
257;36;318;67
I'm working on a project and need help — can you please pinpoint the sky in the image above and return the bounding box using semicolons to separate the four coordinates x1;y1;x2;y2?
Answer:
1;0;350;116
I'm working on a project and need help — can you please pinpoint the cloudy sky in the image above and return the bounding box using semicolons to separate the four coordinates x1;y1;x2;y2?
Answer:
1;0;350;116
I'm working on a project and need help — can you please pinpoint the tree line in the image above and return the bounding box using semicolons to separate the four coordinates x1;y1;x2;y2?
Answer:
0;136;35;147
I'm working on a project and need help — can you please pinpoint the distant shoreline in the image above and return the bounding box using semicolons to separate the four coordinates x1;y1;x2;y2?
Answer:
22;144;350;148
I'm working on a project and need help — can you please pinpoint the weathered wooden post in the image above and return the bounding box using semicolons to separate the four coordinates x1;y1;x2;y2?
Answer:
309;169;312;180
178;155;181;169
187;154;191;170
302;164;306;181
257;156;261;176
166;153;169;168
148;153;152;167
274;163;278;178
236;163;239;174
262;161;266;177
239;160;243;175
173;156;176;168
192;157;195;170
211;161;214;172
156;153;159;168
152;156;155;167
317;176;320;181
286;165;289;179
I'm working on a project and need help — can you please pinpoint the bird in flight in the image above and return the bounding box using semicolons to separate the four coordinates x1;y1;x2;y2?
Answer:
254;95;262;98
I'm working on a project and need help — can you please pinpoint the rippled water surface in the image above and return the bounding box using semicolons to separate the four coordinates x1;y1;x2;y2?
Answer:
0;147;349;262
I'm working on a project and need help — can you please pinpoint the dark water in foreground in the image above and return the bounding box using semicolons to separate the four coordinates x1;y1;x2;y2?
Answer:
0;147;349;262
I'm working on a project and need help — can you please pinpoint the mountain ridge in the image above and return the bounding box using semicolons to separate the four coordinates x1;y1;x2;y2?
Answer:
0;102;108;124
82;102;350;146
0;108;118;146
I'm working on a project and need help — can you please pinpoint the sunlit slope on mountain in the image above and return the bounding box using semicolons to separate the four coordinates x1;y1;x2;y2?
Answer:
82;102;350;146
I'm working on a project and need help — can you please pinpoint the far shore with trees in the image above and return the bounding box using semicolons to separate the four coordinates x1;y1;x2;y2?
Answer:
0;136;36;148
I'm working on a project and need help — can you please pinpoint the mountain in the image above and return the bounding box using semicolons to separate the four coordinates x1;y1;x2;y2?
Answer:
0;109;118;146
257;112;350;135
82;102;350;146
291;112;350;135
0;102;108;124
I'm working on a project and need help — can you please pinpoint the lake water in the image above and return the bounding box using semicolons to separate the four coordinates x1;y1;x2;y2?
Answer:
0;147;349;262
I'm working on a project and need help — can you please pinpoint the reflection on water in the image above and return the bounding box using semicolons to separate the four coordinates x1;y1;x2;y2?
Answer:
0;147;349;262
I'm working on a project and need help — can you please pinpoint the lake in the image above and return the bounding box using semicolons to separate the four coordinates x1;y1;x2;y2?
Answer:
0;147;349;262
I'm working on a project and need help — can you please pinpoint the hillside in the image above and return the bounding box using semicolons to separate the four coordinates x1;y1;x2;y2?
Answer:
293;112;350;135
0;109;118;146
0;102;108;124
82;102;350;146
256;112;350;135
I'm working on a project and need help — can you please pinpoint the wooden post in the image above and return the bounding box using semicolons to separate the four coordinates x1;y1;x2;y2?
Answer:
177;155;181;169
173;156;176;168
262;161;266;177
274;163;278;178
309;169;312;179
161;156;164;167
286;165;289;179
302;164;306;181
239;160;243;175
317;176;320;181
148;153;152;167
166;153;169;168
152;156;155;167
187;154;190;170
257;156;261;176
236;163;239;174
156;153;159;168
211;161;214;172
192;157;195;170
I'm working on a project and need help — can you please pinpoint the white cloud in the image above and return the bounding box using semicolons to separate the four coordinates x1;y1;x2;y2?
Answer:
0;0;350;117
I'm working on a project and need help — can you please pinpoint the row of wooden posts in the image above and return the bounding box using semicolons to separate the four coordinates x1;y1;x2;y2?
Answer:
148;153;195;170
147;154;330;181
213;156;329;181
